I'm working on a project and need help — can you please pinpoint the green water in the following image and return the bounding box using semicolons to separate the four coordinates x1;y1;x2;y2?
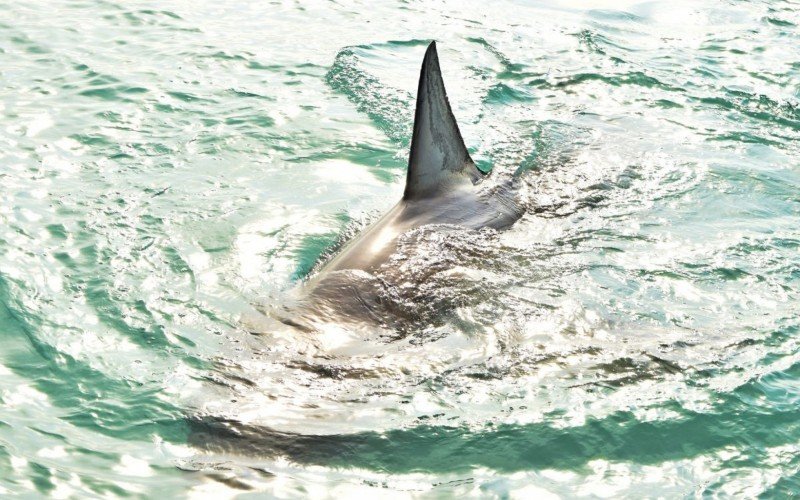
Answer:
1;0;799;496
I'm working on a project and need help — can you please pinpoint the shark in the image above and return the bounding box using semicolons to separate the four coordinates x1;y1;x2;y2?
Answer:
286;41;524;332
187;41;529;459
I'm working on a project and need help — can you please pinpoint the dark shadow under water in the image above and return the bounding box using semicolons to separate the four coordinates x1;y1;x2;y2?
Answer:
185;377;800;478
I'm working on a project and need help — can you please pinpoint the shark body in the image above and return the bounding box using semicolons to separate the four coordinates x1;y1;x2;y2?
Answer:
292;41;524;330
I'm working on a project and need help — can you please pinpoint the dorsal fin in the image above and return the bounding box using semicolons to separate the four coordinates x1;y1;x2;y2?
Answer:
404;41;483;200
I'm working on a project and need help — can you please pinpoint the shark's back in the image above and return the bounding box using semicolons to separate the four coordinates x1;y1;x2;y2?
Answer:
319;41;522;275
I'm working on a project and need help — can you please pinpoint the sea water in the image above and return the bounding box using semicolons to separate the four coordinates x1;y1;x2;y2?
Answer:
1;0;799;496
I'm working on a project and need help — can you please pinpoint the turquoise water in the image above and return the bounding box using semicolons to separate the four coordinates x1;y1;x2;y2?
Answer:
1;0;799;496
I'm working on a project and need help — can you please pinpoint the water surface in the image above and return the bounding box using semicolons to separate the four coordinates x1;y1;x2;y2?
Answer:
1;0;799;496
